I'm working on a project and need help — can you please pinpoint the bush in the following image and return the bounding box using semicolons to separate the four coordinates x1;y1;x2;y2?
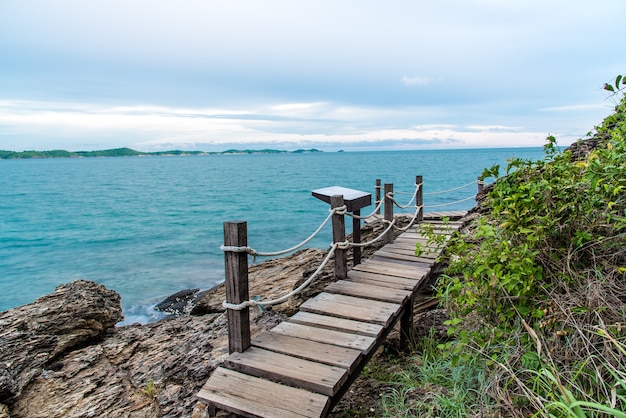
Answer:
433;77;626;415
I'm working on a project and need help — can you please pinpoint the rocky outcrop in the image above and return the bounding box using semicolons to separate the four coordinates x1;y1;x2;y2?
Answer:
0;280;122;403
0;218;419;417
0;240;342;417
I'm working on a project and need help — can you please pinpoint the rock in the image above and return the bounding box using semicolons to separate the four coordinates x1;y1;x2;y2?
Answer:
155;288;200;315
191;248;329;317
0;280;122;403
0;217;426;417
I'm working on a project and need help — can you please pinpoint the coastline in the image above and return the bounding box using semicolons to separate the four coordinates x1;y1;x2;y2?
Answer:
0;217;406;417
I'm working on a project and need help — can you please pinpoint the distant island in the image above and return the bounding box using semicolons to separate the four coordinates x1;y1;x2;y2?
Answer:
0;147;323;159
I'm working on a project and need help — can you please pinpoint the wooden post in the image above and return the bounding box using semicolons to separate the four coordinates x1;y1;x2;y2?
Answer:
375;179;381;215
223;221;251;354
353;209;362;266
477;176;484;198
416;175;423;223
331;195;348;280
400;295;416;350
384;183;394;244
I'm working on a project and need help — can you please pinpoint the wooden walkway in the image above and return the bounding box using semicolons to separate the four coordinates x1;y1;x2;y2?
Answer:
197;212;465;417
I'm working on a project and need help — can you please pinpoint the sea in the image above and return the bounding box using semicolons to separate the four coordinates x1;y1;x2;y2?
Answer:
0;148;546;324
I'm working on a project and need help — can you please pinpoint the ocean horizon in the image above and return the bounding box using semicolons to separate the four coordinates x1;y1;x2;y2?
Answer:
0;148;547;324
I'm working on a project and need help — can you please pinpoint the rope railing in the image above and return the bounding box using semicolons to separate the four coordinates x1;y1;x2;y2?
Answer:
220;175;484;353
345;196;385;220
221;208;400;311
424;194;478;208
220;205;346;259
391;204;424;232
423;179;479;195
387;183;422;210
222;242;342;311
348;218;397;247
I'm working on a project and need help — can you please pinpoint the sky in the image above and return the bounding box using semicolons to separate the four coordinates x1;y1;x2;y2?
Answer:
1;1;625;152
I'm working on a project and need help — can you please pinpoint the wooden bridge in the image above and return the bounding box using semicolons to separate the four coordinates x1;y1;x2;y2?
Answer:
197;178;468;417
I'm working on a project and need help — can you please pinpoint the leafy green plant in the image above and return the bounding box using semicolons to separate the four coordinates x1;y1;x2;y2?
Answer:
431;77;626;414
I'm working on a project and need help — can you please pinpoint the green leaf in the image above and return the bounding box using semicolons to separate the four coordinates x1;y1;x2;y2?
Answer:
604;83;615;92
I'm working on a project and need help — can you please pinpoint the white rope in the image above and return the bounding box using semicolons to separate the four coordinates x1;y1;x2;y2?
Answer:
222;242;341;310
345;197;385;220
348;218;397;247
221;205;346;258
424;194;477;208
388;183;422;209
423;180;478;195
392;205;423;232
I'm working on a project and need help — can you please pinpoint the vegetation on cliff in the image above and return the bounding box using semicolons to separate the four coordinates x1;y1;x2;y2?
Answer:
371;76;626;417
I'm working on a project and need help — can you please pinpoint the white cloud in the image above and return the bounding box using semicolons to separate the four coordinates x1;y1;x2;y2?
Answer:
0;99;576;152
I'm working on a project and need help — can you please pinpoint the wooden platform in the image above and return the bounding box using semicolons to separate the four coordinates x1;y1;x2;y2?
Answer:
197;217;463;417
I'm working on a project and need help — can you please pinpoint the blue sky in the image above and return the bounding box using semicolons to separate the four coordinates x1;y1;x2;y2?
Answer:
1;1;624;152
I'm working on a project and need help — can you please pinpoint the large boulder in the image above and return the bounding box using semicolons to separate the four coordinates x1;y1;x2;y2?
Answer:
0;280;122;403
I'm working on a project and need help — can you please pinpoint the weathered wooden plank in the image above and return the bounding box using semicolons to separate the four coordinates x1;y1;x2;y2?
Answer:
272;321;377;353
347;269;420;291
384;240;425;250
226;347;348;397
289;311;383;338
382;243;440;258
300;292;401;326
376;247;439;260
356;259;431;277
423;210;466;220
198;367;330;418
353;260;429;279
324;280;411;304
252;332;362;372
373;249;436;264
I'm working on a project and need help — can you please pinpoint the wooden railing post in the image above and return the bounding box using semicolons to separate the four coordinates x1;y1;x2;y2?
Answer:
416;175;423;223
223;221;251;354
477;176;484;197
384;183;394;244
375;179;381;215
352;209;362;266
331;195;348;280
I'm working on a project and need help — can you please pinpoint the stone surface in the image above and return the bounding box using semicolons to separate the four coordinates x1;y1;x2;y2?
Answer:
155;288;200;315
0;280;122;403
0;217;418;417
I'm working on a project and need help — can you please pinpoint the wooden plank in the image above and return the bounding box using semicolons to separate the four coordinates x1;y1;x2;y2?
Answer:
347;269;420;291
289;311;383;338
385;244;423;254
423;211;466;220
374;249;436;264
370;255;433;269
226;347;348;397
198;367;330;418
300;292;401;326
353;260;428;279
252;332;362;372
382;243;439;258
272;321;377;354
324;280;411;304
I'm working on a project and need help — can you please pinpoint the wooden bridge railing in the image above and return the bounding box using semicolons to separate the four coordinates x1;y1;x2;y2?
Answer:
222;175;486;353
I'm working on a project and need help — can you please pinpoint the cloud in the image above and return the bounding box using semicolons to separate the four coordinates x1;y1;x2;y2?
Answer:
401;76;433;86
0;98;574;152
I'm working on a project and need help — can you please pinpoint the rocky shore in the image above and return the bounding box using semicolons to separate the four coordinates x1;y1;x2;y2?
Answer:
0;219;404;418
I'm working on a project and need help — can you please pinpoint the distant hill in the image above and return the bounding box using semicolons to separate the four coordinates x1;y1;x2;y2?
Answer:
0;148;323;159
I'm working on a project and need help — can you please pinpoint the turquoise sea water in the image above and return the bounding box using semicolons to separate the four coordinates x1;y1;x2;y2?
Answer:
0;148;545;324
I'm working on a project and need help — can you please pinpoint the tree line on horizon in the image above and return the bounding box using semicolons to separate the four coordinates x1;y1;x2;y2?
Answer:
0;147;323;159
